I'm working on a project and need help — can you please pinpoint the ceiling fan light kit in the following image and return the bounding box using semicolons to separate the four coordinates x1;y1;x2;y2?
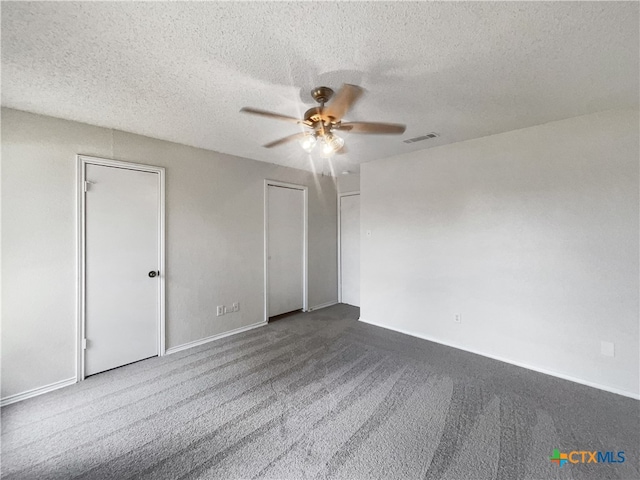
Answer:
241;84;406;157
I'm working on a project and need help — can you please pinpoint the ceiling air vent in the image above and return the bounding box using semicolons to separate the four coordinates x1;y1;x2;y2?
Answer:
403;132;439;144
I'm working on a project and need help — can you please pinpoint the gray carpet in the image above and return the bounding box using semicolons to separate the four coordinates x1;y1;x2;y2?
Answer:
1;304;638;480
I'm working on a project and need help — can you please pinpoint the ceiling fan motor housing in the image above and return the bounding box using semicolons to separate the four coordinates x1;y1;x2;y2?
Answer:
304;107;339;131
307;87;340;132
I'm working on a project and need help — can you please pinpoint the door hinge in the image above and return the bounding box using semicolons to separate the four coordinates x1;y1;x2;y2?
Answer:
82;339;87;350
84;181;94;192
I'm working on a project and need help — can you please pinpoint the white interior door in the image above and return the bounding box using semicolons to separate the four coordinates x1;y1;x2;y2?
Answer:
85;163;160;376
340;194;360;307
268;185;304;317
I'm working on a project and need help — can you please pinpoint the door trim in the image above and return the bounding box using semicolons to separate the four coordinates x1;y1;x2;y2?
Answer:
76;154;166;382
337;191;360;303
264;180;309;322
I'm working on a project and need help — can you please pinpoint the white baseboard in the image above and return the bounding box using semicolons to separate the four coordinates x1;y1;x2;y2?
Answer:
359;318;640;401
308;301;338;312
165;321;267;355
1;377;77;407
1;322;269;406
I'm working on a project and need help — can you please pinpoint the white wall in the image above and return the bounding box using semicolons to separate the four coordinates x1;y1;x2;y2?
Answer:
360;109;639;397
1;107;338;399
337;173;360;193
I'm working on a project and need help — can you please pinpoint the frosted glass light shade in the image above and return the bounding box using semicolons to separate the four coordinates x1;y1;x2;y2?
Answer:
299;134;317;153
320;134;344;157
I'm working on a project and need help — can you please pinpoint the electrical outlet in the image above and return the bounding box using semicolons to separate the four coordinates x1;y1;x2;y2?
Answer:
454;314;462;324
216;306;224;317
601;341;615;357
233;302;239;312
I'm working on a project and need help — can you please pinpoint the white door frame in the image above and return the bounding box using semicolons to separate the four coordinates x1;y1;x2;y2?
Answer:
76;154;166;382
264;180;309;322
337;191;360;303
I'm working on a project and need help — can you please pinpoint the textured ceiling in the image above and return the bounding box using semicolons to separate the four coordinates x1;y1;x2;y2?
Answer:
2;2;638;174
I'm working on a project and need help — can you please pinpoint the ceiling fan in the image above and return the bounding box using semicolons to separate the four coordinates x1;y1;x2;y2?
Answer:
240;84;406;157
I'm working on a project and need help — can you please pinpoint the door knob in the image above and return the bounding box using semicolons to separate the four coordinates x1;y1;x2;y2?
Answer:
148;271;159;278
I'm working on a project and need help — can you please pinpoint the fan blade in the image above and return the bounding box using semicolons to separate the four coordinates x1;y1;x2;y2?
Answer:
240;107;302;124
263;132;307;148
323;84;364;121
337;122;406;134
